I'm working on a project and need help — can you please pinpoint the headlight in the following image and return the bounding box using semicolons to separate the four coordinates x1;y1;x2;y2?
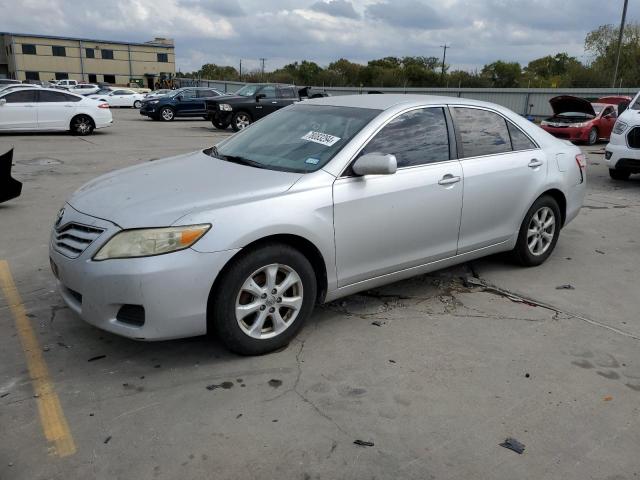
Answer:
149;100;159;104
613;121;628;135
573;122;589;128
93;224;211;260
540;120;550;126
218;103;233;111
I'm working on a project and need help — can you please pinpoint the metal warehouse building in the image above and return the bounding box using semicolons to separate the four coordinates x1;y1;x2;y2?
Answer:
0;32;175;87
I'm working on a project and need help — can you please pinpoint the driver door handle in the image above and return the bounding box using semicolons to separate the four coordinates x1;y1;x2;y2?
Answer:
528;159;543;168
438;174;461;186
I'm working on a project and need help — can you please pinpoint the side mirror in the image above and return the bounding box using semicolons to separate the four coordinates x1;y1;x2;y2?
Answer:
0;98;6;106
352;153;397;176
255;93;266;102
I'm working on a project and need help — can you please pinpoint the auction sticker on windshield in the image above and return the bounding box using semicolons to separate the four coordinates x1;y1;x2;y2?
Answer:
301;131;341;147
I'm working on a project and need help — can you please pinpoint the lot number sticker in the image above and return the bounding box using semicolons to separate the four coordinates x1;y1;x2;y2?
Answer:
301;131;341;147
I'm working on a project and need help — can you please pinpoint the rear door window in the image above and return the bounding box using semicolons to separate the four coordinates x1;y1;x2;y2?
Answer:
277;87;297;99
358;107;450;168
452;107;512;158
38;90;69;102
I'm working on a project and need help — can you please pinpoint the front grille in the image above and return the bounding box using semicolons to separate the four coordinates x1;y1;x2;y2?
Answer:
54;223;104;258
116;305;145;327
553;132;571;139
627;127;640;148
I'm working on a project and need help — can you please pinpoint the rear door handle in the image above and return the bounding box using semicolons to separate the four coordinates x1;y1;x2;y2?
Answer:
438;174;461;186
528;159;543;168
271;101;278;104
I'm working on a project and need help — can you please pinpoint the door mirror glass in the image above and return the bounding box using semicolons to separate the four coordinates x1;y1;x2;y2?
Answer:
352;153;397;176
0;98;6;106
255;93;266;102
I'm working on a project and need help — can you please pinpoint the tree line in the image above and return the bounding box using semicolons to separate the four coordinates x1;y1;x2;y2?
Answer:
178;23;640;88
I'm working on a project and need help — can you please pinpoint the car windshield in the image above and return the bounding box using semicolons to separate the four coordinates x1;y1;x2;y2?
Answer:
591;104;605;115
234;85;261;97
210;104;380;173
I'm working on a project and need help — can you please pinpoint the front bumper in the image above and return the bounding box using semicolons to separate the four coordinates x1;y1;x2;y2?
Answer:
540;125;590;142
49;205;239;340
605;133;640;171
139;104;160;116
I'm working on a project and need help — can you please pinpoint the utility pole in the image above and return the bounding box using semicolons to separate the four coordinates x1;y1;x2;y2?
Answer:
259;58;266;79
239;59;242;80
440;44;450;78
612;0;629;88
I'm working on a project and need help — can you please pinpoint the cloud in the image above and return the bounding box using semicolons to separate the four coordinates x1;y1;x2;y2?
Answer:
0;0;637;73
310;0;359;19
365;0;450;29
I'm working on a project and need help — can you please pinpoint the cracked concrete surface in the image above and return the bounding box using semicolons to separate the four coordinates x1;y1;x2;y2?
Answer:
1;110;640;479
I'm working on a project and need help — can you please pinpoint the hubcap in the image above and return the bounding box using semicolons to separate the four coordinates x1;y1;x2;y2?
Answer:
162;109;173;120
235;114;250;129
590;129;597;143
235;263;303;340
527;207;555;256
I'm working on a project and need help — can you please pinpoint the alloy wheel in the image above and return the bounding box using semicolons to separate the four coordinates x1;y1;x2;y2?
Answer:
134;100;142;109
235;263;304;340
235;113;250;130
527;207;556;256
74;116;92;135
161;108;174;121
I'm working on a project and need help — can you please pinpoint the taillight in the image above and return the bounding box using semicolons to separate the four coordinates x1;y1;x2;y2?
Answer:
98;103;110;109
575;153;586;183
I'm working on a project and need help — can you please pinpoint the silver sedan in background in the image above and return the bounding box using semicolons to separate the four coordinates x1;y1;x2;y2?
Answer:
49;95;586;355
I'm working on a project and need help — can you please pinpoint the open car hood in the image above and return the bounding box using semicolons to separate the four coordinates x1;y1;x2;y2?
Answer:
549;96;596;116
596;96;632;106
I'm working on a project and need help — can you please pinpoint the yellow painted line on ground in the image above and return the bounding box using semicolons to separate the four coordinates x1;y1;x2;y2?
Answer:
0;260;76;457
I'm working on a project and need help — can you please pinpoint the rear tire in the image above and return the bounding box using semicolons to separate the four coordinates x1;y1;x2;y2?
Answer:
209;244;317;356
70;115;95;136
133;100;142;109
609;168;630;180
513;195;561;267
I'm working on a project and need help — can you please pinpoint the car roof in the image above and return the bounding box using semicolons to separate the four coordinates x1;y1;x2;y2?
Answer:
302;94;503;111
0;87;82;95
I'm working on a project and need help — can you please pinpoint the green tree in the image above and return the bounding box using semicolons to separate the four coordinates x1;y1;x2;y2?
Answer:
481;61;522;87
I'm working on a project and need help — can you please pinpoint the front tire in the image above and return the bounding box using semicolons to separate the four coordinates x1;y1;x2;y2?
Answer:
70;115;95;136
210;244;317;355
133;100;142;109
160;107;175;121
587;127;598;145
609;168;630;180
513;195;561;267
231;111;252;132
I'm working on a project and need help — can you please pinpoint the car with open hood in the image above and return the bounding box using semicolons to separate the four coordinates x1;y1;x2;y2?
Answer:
49;94;586;355
540;95;619;145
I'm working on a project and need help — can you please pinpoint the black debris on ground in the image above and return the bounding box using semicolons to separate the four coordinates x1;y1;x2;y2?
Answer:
206;382;234;391
0;392;9;398
268;379;283;388
87;355;106;362
499;437;525;454
371;321;385;327
353;440;374;447
595;250;605;255
104;436;112;444
555;284;575;290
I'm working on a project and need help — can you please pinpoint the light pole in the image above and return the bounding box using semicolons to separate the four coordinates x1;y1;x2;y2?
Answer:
440;44;450;78
612;0;629;88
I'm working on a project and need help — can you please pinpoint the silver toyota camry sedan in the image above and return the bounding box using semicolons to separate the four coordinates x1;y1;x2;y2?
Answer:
49;95;586;355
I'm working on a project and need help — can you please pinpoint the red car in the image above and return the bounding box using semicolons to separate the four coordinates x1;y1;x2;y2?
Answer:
540;96;624;145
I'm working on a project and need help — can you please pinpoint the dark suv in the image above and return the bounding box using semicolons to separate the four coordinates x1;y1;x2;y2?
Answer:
140;87;223;121
205;83;301;131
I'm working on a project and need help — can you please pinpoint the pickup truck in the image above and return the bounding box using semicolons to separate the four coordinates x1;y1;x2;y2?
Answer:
205;83;327;131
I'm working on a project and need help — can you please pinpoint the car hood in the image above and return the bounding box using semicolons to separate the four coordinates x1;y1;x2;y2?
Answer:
549;96;596;116
67;150;303;228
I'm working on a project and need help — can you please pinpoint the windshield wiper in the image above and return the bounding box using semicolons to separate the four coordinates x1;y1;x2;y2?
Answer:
222;155;269;169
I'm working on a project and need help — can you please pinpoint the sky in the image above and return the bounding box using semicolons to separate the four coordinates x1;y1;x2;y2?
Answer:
0;0;638;73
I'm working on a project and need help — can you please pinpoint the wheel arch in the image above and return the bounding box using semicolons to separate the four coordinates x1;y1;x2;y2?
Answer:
233;108;253;120
206;233;329;332
69;113;95;131
538;188;567;227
